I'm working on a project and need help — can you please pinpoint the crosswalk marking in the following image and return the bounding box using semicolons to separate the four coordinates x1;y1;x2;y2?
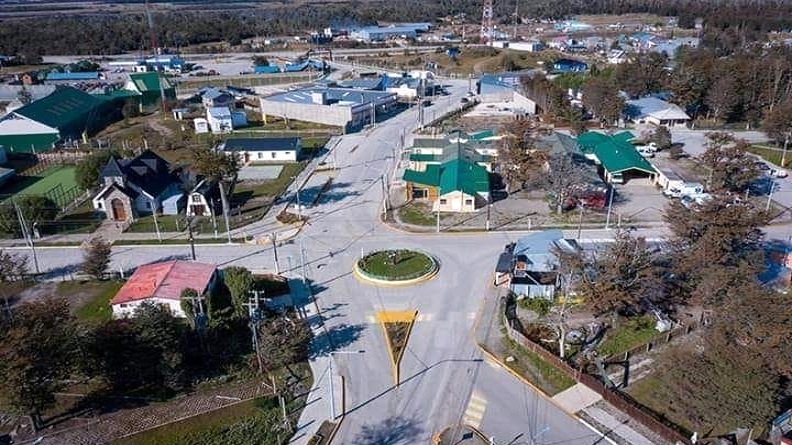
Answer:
462;391;487;428
467;311;477;320
416;313;435;322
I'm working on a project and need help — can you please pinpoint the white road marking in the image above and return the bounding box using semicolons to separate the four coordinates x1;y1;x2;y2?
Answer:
462;391;487;428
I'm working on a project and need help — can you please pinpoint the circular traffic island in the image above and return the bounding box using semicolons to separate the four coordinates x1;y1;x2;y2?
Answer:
354;249;439;286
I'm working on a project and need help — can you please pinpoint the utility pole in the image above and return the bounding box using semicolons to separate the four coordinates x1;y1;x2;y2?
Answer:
766;181;777;211
150;199;162;242
577;206;584;240
187;217;197;260
270;232;280;274
604;185;615;229
13;201;39;274
436;207;440;233
381;174;389;218
243;290;265;374
781;133;790;168
485;195;491;231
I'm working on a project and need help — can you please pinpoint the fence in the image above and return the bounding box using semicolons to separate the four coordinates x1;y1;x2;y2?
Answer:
502;304;692;445
602;319;703;362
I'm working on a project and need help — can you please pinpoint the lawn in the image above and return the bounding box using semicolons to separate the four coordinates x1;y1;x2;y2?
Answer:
112;397;279;445
597;315;659;357
59;280;124;324
397;202;440;226
357;249;435;280
113;362;312;445
233;162;304;201
503;336;576;396
747;144;788;167
125;214;185;233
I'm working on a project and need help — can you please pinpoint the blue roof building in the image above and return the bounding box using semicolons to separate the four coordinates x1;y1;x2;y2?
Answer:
45;71;101;82
254;65;281;74
552;59;588;73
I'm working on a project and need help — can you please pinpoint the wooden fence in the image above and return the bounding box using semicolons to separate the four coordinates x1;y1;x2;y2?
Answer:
502;306;692;445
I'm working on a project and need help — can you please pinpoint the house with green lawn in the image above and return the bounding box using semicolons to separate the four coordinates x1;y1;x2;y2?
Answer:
0;87;117;153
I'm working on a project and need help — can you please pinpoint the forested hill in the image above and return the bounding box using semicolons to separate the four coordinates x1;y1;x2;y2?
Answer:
0;0;790;57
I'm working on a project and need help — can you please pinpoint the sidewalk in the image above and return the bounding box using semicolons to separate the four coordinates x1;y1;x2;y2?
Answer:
286;272;342;445
0;138;342;249
472;293;664;445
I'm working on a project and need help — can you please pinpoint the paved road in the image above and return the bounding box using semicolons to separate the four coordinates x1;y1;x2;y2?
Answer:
9;82;615;444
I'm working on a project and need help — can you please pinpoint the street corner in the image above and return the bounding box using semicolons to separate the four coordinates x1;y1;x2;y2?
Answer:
433;424;490;445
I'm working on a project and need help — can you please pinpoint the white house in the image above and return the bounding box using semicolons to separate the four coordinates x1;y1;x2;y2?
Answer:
220;137;302;163
201;88;235;108
625;97;691;127
110;260;218;318
194;117;209;134
206;107;233;134
186;178;221;217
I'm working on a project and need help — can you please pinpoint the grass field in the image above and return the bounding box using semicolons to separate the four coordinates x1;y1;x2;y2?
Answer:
0;166;80;207
747;144;788;167
597;315;658;357
59;280;125;324
358;249;435;280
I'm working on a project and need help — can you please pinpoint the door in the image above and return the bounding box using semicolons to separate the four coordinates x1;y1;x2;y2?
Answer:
110;198;126;221
191;204;205;216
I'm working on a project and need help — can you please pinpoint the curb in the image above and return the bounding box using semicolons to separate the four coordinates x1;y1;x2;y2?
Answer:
352;253;439;287
468;296;619;445
326;375;346;445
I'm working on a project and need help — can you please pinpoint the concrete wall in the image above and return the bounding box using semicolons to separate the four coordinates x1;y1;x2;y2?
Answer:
244;150;298;162
112;297;186;319
436;190;478;212
261;99;352;128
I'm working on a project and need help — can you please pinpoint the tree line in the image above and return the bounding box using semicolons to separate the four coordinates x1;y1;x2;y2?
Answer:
555;133;791;434
518;46;792;133
1;0;792;57
0;251;311;432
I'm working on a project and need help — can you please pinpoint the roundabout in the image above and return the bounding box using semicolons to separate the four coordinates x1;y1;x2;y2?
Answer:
354;249;439;286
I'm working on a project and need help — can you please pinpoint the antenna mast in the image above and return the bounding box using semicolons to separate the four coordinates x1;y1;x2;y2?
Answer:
480;0;494;44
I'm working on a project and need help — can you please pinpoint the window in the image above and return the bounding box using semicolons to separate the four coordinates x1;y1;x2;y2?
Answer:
120;303;129;308
257;152;264;159
97;202;103;209
192;193;202;201
412;188;428;199
439;198;447;205
145;201;151;209
271;152;277;159
465;199;473;206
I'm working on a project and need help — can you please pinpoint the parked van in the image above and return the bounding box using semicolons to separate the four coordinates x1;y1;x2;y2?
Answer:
663;182;704;198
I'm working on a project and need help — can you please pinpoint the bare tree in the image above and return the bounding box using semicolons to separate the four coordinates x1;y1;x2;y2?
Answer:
534;153;589;213
699;132;760;192
497;118;545;193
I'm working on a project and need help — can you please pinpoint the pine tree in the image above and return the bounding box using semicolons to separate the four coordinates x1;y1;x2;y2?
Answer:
81;237;112;279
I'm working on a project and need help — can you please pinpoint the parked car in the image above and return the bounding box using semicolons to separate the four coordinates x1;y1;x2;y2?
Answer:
636;145;656;158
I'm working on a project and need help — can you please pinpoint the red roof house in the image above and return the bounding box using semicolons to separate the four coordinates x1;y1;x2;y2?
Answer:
110;260;217;318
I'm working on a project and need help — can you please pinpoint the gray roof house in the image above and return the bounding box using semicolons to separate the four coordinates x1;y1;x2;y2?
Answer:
220;137;302;162
91;150;183;222
509;230;579;299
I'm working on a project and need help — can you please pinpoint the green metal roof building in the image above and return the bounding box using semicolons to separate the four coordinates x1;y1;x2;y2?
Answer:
124;72;176;107
576;131;656;184
0;87;119;153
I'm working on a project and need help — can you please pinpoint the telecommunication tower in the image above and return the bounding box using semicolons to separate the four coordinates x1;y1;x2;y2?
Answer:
480;0;493;44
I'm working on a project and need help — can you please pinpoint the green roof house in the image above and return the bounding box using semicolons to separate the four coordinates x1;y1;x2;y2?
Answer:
0;86;116;152
403;129;495;212
576;131;656;184
403;158;490;213
124;72;176;107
